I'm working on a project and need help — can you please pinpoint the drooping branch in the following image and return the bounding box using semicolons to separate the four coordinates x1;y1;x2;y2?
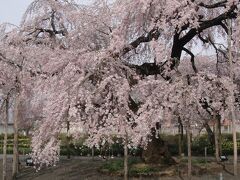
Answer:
198;33;209;44
26;11;67;40
0;53;22;71
182;47;198;73
50;10;57;34
207;37;229;75
197;33;228;68
0;52;61;78
220;21;229;34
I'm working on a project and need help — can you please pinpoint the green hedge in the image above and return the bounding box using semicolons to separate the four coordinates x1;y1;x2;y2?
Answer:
191;134;215;156
163;133;240;156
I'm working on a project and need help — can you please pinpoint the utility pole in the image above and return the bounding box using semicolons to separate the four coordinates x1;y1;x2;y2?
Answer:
12;93;20;179
66;120;71;160
228;19;238;176
186;123;192;179
3;96;9;180
124;133;128;180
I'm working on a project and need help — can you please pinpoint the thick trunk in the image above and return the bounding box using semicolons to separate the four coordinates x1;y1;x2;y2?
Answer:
13;95;20;179
170;33;183;68
142;130;176;165
186;125;192;179
2;97;9;180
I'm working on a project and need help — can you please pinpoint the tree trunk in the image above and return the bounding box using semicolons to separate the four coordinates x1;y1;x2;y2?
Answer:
214;119;220;162
204;122;215;145
217;115;222;156
92;146;95;160
66;120;70;160
2;97;9;180
231;102;238;176
178;117;184;156
171;34;183;61
13;95;20;179
186;124;192;179
124;137;128;180
142;132;176;165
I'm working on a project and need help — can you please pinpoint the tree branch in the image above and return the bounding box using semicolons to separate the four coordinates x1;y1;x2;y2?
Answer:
198;34;209;44
199;1;227;9
220;21;228;34
115;28;160;57
182;47;198;73
180;5;237;46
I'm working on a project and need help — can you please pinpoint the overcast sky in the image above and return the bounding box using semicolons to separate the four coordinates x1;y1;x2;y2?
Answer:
0;0;92;25
0;0;33;25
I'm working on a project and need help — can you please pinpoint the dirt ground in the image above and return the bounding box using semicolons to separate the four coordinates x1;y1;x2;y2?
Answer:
1;156;240;180
17;157;121;180
0;158;13;180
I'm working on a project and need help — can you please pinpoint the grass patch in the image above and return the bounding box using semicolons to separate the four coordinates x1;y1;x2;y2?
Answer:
100;157;159;176
181;158;207;164
130;163;156;175
102;159;124;173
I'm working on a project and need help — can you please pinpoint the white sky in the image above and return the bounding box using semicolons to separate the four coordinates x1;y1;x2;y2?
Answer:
0;0;33;25
0;0;92;25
